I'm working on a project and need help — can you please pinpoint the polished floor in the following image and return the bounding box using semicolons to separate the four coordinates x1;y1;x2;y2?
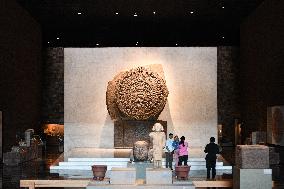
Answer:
1;146;284;189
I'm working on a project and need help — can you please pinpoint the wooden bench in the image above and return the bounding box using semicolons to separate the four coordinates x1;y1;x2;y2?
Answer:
21;179;233;188
20;179;91;189
193;180;233;188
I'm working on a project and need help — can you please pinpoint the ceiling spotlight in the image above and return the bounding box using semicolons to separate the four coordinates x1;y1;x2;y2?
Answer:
222;6;225;9
77;12;82;15
175;43;178;46
190;11;194;14
153;11;156;15
222;36;225;39
56;37;60;40
115;12;119;15
47;41;50;44
134;13;138;17
96;43;99;46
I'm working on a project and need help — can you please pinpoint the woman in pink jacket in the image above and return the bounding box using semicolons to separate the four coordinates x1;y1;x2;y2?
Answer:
178;136;188;166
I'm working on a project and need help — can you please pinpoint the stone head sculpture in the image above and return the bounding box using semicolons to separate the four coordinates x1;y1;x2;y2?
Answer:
152;123;164;132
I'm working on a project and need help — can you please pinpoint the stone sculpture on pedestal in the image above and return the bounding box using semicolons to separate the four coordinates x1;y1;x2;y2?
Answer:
106;65;169;148
149;123;166;168
133;141;149;162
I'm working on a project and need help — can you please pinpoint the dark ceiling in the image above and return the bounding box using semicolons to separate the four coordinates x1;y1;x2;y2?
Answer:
17;0;264;47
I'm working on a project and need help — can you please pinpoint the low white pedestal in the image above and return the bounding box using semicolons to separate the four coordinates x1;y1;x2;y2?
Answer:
110;168;136;185
233;167;272;189
146;168;172;184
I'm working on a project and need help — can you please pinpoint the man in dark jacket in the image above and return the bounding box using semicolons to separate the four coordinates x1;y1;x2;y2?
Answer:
204;137;220;180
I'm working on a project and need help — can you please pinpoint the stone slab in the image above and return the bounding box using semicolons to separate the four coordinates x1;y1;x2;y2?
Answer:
233;167;272;189
146;168;172;184
127;162;154;179
235;145;269;169
110;168;136;185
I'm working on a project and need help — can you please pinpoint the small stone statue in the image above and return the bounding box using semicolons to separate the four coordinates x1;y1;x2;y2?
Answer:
149;123;166;168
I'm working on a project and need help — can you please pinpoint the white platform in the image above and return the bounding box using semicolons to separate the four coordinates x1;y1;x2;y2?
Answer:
50;148;232;172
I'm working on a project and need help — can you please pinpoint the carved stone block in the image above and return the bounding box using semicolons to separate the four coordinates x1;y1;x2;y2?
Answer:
235;145;269;169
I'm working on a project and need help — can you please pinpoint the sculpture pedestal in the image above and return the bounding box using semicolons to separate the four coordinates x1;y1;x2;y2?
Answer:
110;168;136;185
146;168;172;184
127;162;154;180
233;167;272;189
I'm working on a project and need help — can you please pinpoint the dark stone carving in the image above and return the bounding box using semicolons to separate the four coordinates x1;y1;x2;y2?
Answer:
133;141;149;162
106;66;169;120
114;120;167;148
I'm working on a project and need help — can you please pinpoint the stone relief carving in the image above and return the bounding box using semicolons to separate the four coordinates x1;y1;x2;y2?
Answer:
133;140;149;162
106;65;169;120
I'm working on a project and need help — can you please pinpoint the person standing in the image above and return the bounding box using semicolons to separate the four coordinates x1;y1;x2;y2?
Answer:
172;135;180;167
178;136;188;166
204;137;220;180
164;133;174;170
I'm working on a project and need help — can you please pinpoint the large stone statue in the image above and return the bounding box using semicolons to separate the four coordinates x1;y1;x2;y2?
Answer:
149;123;166;168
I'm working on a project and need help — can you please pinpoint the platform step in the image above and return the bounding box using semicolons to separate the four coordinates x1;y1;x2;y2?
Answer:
59;161;223;166
50;165;231;171
68;158;208;162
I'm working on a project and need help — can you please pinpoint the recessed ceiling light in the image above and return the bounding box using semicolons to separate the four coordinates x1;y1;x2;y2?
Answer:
96;43;99;46
56;37;60;40
77;12;82;15
222;6;225;9
47;41;50;44
175;43;178;46
222;36;225;39
190;11;194;14
115;12;119;15
153;11;156;15
134;13;138;17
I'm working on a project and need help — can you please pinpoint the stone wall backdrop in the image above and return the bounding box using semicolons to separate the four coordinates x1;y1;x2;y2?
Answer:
64;47;217;155
0;0;42;152
42;48;64;124
41;46;241;150
217;46;241;144
240;0;284;142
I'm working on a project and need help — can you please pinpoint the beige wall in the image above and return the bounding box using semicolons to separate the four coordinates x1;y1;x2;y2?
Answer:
64;47;217;154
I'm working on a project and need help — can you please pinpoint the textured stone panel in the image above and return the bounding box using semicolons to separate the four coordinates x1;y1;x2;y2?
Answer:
42;47;64;123
235;145;269;169
114;120;167;148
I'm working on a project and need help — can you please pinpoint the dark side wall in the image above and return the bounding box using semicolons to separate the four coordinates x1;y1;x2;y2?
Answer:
0;0;42;152
240;0;284;140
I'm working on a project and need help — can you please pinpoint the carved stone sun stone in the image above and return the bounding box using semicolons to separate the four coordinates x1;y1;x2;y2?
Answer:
106;65;169;120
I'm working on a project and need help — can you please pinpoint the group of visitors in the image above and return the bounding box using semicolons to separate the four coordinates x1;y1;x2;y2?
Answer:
164;133;220;180
164;133;189;170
